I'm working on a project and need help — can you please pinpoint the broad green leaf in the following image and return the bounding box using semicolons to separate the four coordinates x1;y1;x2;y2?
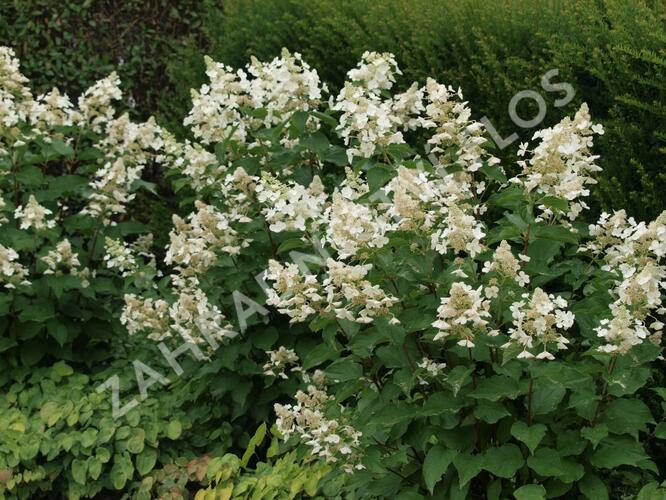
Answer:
599;398;654;438
513;484;546;500
511;422;547;455
527;447;563;477
136;448;158;475
453;453;483;487
166;420;182;440
482;444;524;478
474;401;510;423
578;472;608;500
590;436;649;468
71;458;87;485
423;445;456;493
469;375;520;402
581;425;608;448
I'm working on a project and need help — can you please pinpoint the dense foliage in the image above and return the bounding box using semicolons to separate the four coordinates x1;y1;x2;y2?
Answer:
173;0;666;222
0;34;665;500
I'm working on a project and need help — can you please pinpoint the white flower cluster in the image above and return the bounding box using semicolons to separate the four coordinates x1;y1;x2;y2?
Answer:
503;288;574;360
422;78;501;173
333;52;424;161
264;260;324;323
165;201;251;275
41;239;90;287
417;357;447;385
584;210;666;353
325;191;390;259
513;103;604;221
0;243;30;288
263;346;302;379
29;87;75;128
430;204;486;258
0;47;33;130
274;384;364;473
76;71;122;132
257;174;327;233
432;282;491;347
185;49;324;146
265;258;398;325
14;195;56;230
482;240;530;287
121;276;234;347
81;158;142;224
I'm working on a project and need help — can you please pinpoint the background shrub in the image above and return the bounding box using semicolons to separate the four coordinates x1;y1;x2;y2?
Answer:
171;0;666;220
0;0;205;131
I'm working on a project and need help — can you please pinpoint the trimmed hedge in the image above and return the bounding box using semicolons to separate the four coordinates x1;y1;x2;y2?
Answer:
0;0;205;130
172;0;666;220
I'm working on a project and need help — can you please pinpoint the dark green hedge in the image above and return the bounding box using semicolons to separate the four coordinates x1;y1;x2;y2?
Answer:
0;0;205;129
171;0;666;220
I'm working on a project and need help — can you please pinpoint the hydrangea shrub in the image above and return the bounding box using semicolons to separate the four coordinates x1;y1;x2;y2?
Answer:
1;46;665;499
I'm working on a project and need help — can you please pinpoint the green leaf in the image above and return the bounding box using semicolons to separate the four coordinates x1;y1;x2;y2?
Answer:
166;419;182;440
599;398;654;438
513;484;546;500
241;423;267;467
423;445;456;493
71;458;87;485
590;436;649;468
511;422;547;455
50;139;74;157
578;472;608;500
136;448;158;475
453;453;483;487
0;338;17;353
527;447;563;477
474;401;510;423
127;428;146;454
654;422;666;439
482;444;524;478
531;225;578;244
88;457;102;480
469;375;520;402
581;425;608;448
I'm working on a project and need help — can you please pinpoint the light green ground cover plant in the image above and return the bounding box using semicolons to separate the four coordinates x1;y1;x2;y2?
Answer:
1;47;665;499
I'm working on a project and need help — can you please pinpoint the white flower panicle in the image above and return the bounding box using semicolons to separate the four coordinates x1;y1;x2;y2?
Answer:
323;259;398;324
430;204;485;258
417;357;447;384
274;384;364;473
422;78;500;173
324;192;390;259
512;103;604;221
165;201;250;275
0;243;30;288
29;87;75;128
122;276;234;347
333;52;424;161
432;282;491;347
482;240;531;287
76;72;122;132
257;173;327;233
265;258;398;325
263;346;302;379
585;210;666;353
82;158;142;224
185;49;325;146
264;260;325;323
503;288;574;360
14;195;56;230
41;239;89;286
103;237;139;276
